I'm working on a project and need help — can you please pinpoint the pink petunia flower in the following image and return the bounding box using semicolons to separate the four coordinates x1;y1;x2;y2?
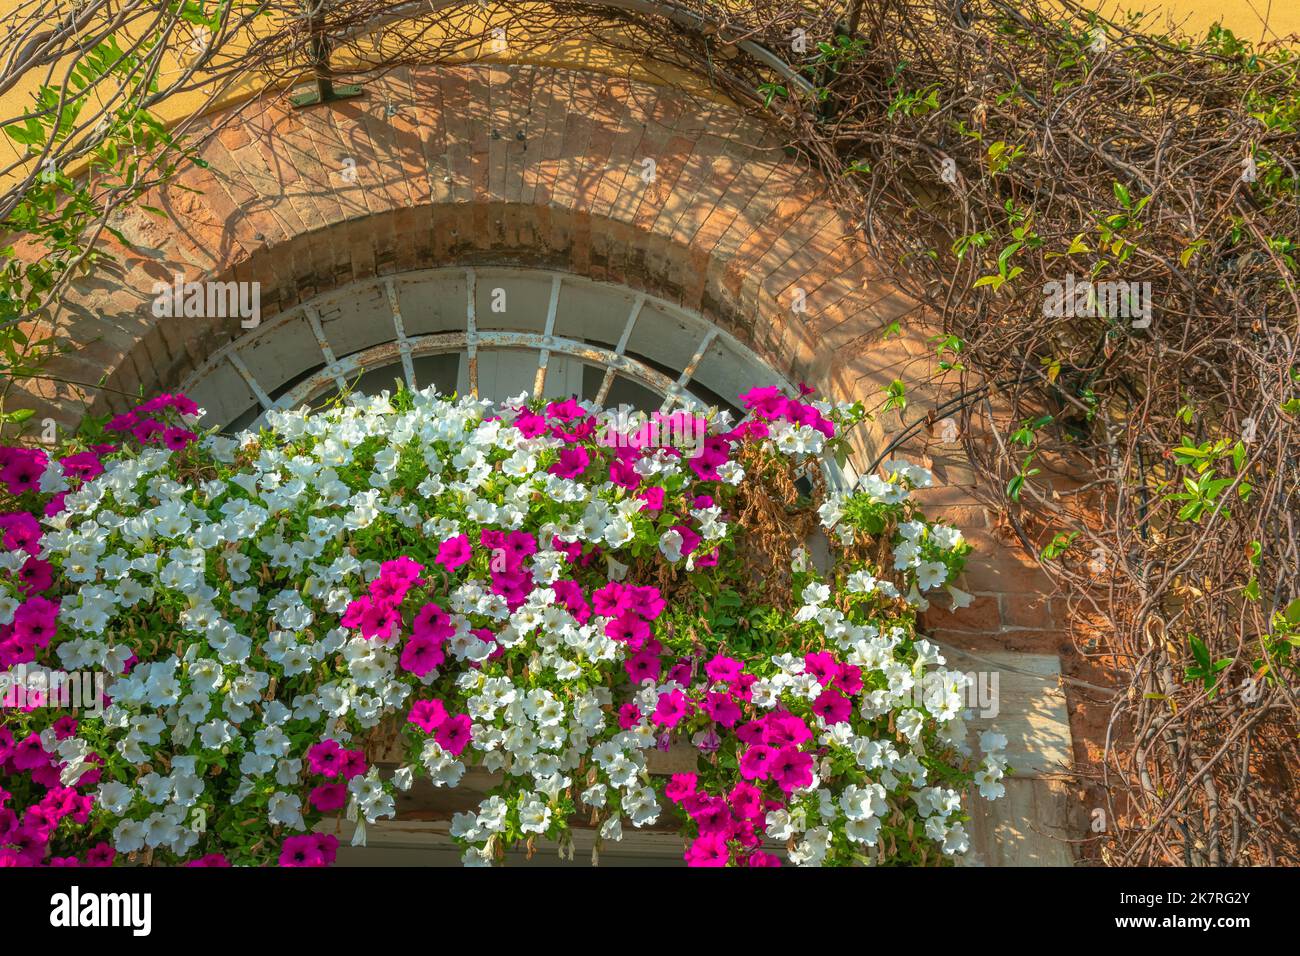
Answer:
623;650;661;684
0;512;41;553
684;832;730;867
435;534;472;572
399;636;444;677
617;703;642;729
704;654;744;685
811;689;852;724
408;699;448;733
664;773;697;805
548;446;590;480
279;834;327;867
739;744;776;781
652;689;691;728
770;745;815;794
306;739;344;777
637;486;665;511
434;714;472;756
309;783;348;813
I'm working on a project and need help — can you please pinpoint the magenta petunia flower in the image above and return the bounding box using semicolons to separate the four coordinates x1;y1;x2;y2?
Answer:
379;555;424;586
9;823;48;864
0;728;15;764
503;531;537;565
771;745;815;794
651;689;691;728
0;512;41;553
435;534;472;572
623;650;661;684
762;711;813;747
548;445;590;480
666;659;693;687
702;691;742;728
605;615;650;649
544;397;584;422
683;832;730;867
129;418;165;445
617;703;642;729
739;385;790;420
637;486;665;511
435;714;472;756
279;834;325;867
704;654;744;685
739;744;776;781
340;596;400;641
85;843;116;867
671;523;701;556
58;451;104;483
338;749;368;780
591;582;630;618
0;448;47;494
17;557;53;594
162;427;196;451
412;602;454;643
313;833;339;865
309;783;348;813
664;773;697;805
551;579;591;623
811;689;852;724
551;537;584;564
400;635;445;677
728;781;763;820
512;409;548;438
625;585;666;620
804;651;839;686
408;698;448;733
306;739;344;777
833;663;864;696
690;796;733;835
608;457;640;490
12;596;59;648
105;412;138;433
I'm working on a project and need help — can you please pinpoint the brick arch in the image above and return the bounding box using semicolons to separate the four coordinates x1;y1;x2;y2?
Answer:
21;62;925;459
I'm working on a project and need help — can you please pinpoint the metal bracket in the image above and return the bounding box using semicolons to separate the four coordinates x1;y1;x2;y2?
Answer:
290;81;364;108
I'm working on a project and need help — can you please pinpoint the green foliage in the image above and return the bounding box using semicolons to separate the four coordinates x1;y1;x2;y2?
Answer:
0;14;212;420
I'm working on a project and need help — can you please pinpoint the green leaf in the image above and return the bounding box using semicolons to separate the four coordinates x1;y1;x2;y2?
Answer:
1189;634;1211;671
1285;598;1300;624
